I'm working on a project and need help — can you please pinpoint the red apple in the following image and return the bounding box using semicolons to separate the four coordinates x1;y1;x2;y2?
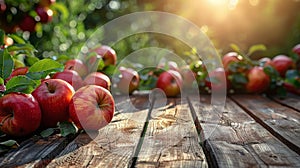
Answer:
180;66;196;89
91;45;117;67
69;85;115;131
35;6;53;23
39;0;56;7
156;70;183;97
64;59;89;78
272;55;295;77
32;79;75;128
84;72;111;91
292;44;300;57
52;70;84;90
0;84;5;92
205;68;228;92
5;67;29;83
246;66;270;93
157;61;179;71
283;82;300;95
222;52;242;70
19;15;36;32
259;57;274;67
0;93;41;136
116;67;140;94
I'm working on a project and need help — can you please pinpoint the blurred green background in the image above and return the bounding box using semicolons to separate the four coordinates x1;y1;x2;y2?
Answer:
2;0;300;62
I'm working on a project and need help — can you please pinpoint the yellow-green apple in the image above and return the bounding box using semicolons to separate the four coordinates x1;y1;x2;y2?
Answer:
69;85;115;131
116;67;140;94
292;44;300;57
0;93;41;136
205;68;228;92
91;45;117;67
84;72;111;91
5;67;29;83
52;70;84;90
19;15;36;32
246;66;270;93
64;59;89;78
35;6;53;23
156;70;183;97
222;52;242;70
272;55;295;77
32;79;75;128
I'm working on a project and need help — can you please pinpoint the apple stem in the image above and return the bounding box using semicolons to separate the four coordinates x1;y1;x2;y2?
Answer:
68;66;74;70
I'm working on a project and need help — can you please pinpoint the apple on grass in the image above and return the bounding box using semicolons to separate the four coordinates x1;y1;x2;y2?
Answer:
84;72;111;91
64;59;89;78
69;85;115;131
32;79;75;128
0;93;41;137
246;66;270;93
52;70;84;90
156;70;183;97
116;67;140;94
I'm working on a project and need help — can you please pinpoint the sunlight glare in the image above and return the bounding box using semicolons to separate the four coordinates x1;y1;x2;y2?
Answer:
207;0;228;6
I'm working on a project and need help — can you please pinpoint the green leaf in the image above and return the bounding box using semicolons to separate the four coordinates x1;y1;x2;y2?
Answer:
40;128;55;138
5;76;39;94
25;56;39;66
0;29;4;46
0;49;14;79
102;65;116;77
27;59;64;80
8;34;26;44
231;73;248;84
0;140;18;147
247;44;267;56
7;43;36;53
58;121;77;137
230;43;241;53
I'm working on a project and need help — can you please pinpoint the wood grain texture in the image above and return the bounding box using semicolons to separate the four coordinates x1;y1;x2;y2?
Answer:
47;95;151;168
0;134;76;168
135;98;207;168
189;95;300;168
271;93;300;113
231;94;300;154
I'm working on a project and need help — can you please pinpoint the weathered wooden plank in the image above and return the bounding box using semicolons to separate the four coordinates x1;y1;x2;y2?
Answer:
271;93;300;113
135;98;207;168
0;134;76;168
47;95;151;168
231;94;300;154
189;95;300;168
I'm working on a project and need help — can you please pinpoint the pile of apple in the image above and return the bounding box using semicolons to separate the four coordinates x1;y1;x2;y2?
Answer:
0;45;123;137
0;0;55;33
205;44;300;95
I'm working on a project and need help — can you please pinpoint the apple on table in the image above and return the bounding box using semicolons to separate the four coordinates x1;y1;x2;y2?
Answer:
116;67;140;94
32;79;75;128
0;93;42;137
156;70;183;97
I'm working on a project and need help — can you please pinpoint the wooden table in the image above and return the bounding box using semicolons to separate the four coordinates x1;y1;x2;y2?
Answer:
0;93;300;167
